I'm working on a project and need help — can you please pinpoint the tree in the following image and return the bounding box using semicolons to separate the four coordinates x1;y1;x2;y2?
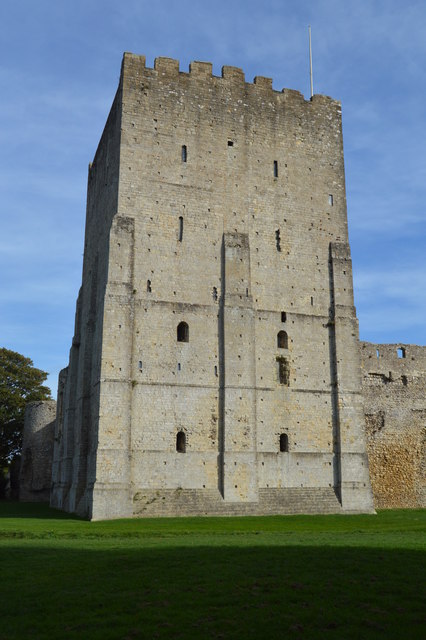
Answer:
0;347;52;468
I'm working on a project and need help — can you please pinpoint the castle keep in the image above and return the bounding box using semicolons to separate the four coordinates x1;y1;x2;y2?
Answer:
32;53;380;519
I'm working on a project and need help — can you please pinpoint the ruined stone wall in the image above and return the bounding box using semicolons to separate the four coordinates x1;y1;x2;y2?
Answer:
360;342;426;509
20;400;56;502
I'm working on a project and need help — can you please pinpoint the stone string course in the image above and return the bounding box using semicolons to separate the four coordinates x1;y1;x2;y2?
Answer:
19;53;421;518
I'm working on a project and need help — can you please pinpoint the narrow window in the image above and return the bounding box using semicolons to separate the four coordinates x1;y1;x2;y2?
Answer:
147;279;152;293
275;229;281;252
277;331;288;349
311;296;314;306
277;357;290;386
376;348;380;360
177;321;189;342
177;362;181;371
273;160;278;178
138;361;143;370
181;145;187;162
178;216;183;242
176;431;186;453
397;347;406;359
281;311;287;323
279;433;289;453
212;287;218;301
328;194;334;206
214;365;218;377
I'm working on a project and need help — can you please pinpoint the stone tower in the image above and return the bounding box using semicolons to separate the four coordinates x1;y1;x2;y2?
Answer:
50;53;374;519
20;400;56;502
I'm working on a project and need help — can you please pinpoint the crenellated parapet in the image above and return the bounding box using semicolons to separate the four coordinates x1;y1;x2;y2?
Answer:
121;51;340;109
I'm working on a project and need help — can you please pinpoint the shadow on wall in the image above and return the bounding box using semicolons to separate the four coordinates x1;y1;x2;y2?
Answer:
0;458;21;500
19;418;56;503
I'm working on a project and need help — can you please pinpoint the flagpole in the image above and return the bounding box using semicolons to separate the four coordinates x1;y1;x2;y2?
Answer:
309;25;314;98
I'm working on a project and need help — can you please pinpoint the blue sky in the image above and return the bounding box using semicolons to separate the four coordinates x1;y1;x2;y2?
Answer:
1;0;425;395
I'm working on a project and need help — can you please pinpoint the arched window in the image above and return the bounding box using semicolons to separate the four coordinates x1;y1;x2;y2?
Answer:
176;431;186;453
277;330;288;349
279;433;289;453
177;321;189;342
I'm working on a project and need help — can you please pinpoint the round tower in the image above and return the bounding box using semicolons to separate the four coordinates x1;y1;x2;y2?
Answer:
19;400;56;502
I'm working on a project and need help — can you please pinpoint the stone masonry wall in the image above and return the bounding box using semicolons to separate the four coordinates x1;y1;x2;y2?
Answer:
360;342;426;509
45;52;376;519
86;53;374;519
22;341;425;511
20;400;56;502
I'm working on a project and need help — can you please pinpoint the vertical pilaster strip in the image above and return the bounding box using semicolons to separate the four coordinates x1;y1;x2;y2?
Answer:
328;250;342;503
92;216;135;519
220;232;258;502
329;242;375;512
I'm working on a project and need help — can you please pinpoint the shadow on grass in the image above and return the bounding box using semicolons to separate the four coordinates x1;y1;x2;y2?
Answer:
0;500;81;520
1;542;424;640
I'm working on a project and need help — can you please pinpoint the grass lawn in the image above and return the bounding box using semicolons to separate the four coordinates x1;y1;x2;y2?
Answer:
0;503;425;639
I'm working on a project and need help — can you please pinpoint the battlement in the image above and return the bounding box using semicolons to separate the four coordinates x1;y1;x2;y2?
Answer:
121;51;339;107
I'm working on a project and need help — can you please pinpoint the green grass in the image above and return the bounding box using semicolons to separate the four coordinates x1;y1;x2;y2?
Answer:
0;503;425;639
